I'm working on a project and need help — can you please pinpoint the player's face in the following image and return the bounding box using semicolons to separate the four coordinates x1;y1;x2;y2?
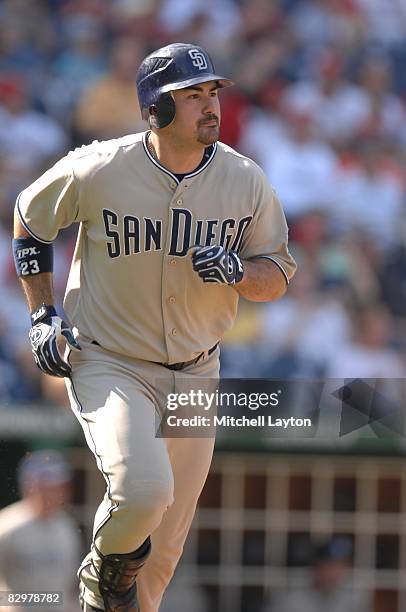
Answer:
171;82;221;146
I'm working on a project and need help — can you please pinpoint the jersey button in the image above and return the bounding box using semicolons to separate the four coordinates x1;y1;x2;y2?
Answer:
169;258;177;266
176;199;183;205
170;182;176;188
171;328;177;336
168;296;176;304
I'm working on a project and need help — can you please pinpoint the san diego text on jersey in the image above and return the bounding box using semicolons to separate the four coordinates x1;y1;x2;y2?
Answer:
102;207;252;258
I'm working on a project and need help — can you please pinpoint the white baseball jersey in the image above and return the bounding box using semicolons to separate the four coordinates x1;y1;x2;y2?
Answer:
17;131;296;364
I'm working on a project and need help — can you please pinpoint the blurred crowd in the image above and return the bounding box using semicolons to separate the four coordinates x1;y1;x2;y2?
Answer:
1;0;406;405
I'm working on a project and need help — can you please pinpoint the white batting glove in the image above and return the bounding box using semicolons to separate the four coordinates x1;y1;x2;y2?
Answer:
29;304;81;378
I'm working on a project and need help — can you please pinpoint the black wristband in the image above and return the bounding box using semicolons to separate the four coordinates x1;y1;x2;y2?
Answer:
31;304;57;325
12;236;53;277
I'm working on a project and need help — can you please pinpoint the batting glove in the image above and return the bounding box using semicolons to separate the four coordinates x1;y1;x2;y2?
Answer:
29;304;81;378
192;245;244;285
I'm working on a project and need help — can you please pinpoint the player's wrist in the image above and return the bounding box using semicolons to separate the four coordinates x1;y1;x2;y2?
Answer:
30;303;57;325
229;251;244;284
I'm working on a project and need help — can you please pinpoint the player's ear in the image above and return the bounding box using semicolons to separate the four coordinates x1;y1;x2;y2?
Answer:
148;105;158;129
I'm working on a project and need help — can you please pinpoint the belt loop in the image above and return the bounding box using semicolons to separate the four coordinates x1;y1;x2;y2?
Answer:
194;351;205;366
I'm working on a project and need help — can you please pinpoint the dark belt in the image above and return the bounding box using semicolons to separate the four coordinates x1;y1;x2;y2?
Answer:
91;340;218;371
157;343;218;371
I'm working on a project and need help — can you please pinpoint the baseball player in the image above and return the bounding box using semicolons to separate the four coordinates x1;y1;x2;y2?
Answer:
12;43;296;612
0;450;80;612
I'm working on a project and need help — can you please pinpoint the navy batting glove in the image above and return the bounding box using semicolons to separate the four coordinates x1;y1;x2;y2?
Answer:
29;304;81;378
192;245;244;285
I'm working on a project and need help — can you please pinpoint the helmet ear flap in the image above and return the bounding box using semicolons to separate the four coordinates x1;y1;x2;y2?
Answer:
148;93;176;129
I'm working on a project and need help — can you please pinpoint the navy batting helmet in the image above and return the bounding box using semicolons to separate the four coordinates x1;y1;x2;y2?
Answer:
136;43;234;129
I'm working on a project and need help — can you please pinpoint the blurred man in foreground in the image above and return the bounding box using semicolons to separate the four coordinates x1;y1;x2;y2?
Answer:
0;450;81;611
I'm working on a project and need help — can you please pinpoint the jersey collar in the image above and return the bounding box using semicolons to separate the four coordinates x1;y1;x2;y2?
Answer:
142;131;217;185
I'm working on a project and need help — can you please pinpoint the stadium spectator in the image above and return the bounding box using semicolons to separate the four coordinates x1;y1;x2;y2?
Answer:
289;0;365;51
238;80;288;163
325;303;405;378
0;0;55;87
282;48;371;147
44;15;107;126
157;0;242;58
260;107;339;219
356;51;406;143
239;0;285;43
354;0;406;91
0;450;81;612
73;36;146;142
260;263;352;377
331;138;404;250
0;74;67;174
266;537;372;612
355;0;406;46
379;244;406;319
